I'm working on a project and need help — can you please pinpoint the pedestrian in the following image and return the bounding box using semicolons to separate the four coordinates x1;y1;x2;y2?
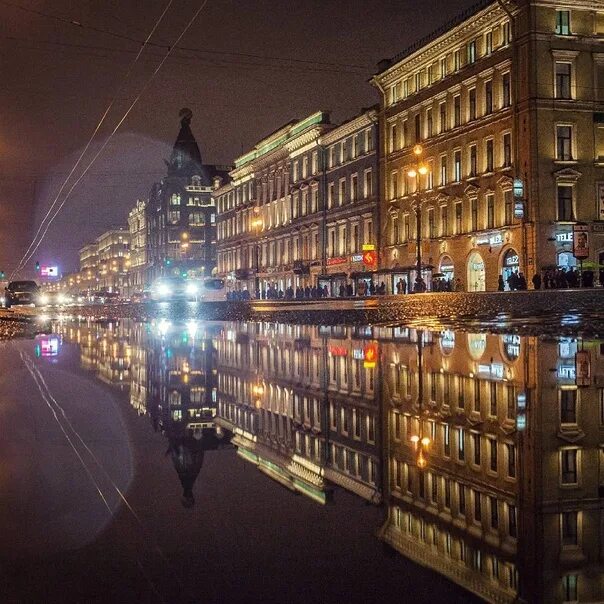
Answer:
498;275;505;291
339;284;345;297
346;283;353;296
532;273;541;290
396;279;403;295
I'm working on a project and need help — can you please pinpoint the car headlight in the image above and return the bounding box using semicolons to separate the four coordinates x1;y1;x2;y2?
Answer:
39;294;49;305
57;294;67;305
157;283;170;298
186;283;198;296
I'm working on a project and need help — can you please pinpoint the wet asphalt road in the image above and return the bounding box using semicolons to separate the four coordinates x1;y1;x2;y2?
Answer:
0;334;480;604
3;288;604;338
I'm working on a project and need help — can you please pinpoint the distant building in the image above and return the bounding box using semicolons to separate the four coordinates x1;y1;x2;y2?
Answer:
319;107;379;296
372;0;604;292
127;199;147;296
96;227;129;293
146;109;230;284
78;242;99;292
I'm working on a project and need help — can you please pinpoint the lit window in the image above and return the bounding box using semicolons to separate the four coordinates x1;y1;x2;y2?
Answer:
454;150;462;182
562;575;578;602
467;40;476;64
555;10;571;35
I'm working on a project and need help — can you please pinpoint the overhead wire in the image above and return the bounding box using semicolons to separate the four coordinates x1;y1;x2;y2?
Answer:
0;0;369;70
10;1;175;278
13;0;211;277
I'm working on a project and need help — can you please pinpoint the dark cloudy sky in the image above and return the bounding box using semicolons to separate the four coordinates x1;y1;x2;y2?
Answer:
0;0;475;275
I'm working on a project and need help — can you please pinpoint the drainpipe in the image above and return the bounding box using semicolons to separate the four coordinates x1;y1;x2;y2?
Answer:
497;0;528;280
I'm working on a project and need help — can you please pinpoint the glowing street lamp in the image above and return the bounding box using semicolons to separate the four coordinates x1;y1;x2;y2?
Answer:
252;211;264;299
407;144;428;293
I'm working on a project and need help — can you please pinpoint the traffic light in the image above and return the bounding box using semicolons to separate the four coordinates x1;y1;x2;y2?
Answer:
35;261;40;272
0;270;5;279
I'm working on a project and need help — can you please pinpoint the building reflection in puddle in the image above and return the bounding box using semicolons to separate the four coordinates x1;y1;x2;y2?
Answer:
57;319;604;604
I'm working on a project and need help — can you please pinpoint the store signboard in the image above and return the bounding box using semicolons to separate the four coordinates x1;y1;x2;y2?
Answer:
476;231;503;246
327;256;347;266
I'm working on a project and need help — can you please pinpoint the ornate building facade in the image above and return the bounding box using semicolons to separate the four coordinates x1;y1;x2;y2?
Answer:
127;198;147;296
146;109;229;284
372;0;604;292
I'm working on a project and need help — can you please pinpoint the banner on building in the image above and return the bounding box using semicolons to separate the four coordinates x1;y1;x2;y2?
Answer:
598;183;604;221
575;350;591;386
572;223;589;259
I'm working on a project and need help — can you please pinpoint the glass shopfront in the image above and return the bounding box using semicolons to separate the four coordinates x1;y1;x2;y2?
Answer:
467;252;486;292
501;248;520;291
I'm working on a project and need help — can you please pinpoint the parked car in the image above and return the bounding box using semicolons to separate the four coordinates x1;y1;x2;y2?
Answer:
4;280;40;308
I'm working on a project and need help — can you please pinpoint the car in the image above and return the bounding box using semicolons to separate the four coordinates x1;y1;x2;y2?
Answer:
150;277;198;302
38;291;72;307
4;280;40;308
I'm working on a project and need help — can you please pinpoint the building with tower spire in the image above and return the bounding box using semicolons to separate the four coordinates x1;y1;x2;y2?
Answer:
146;109;230;284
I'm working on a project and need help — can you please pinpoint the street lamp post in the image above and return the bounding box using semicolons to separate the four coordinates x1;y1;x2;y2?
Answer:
407;144;428;293
252;212;263;300
410;329;431;469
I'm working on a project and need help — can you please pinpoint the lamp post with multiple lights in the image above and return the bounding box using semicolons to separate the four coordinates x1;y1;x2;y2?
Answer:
406;144;429;293
251;209;263;299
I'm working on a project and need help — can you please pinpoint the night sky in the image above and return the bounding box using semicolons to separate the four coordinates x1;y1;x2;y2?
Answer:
0;0;476;275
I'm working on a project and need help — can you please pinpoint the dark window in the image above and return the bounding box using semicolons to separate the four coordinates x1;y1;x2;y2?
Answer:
440;156;447;185
415;114;421;142
507;444;516;478
458;428;465;461
485;80;493;114
505;190;513;224
470;145;477;176
459;485;466;514
487;194;495;229
473;433;481;466
471;198;478;231
561;449;578;484
555;63;572;100
441;205;449;236
489;439;498;471
560;389;577;423
508;504;517;537
474;490;482;521
455;202;463;233
454;95;461;127
486;139;494;172
561;511;578;546
557;185;574;221
427;109;433;137
444;478;451;508
556;125;573;160
490;496;499;529
439;103;447;133
503;133;512;167
428;208;436;238
419;472;425;498
431;473;438;501
469;88;477;121
503;72;511;107
444;424;451;456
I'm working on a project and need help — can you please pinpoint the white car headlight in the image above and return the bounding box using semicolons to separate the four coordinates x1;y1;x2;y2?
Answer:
186;283;198;296
40;294;49;305
157;283;170;298
57;294;67;305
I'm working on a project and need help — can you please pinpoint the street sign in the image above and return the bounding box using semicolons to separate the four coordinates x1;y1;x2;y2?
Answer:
514;201;524;219
513;178;524;199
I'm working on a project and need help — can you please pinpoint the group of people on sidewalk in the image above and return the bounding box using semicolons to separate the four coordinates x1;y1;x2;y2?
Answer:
226;266;603;299
498;267;600;291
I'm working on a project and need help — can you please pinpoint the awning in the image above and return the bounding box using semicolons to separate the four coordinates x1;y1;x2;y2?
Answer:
350;271;377;278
